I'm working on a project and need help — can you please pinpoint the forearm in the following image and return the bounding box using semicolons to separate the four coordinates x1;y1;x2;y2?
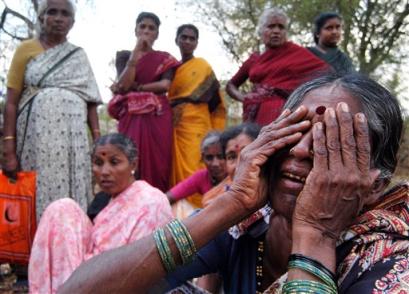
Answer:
226;81;245;102
3;88;21;155
136;79;171;94
166;192;176;204
87;103;100;140
59;191;249;293
116;49;144;92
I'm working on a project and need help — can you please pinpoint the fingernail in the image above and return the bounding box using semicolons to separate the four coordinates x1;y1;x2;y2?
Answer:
356;113;366;122
340;102;349;112
327;108;336;118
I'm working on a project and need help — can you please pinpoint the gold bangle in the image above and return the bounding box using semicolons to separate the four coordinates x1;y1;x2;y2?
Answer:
3;136;15;141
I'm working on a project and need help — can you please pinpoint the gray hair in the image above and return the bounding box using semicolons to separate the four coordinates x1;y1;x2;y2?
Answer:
284;73;404;180
93;133;138;164
36;0;76;34
201;131;222;153
257;7;288;36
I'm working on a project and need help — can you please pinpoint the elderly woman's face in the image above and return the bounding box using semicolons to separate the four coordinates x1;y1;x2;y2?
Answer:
318;17;342;47
261;15;287;48
92;144;136;197
135;17;158;43
225;133;255;177
269;85;363;220
40;0;74;38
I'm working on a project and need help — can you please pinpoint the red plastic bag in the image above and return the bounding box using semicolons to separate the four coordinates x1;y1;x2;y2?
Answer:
0;171;36;264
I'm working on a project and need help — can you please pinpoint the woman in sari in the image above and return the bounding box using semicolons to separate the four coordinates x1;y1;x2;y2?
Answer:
168;24;226;187
108;12;179;192
2;0;101;218
59;73;409;294
29;133;173;293
226;8;329;126
308;12;355;75
167;131;226;219
201;123;260;207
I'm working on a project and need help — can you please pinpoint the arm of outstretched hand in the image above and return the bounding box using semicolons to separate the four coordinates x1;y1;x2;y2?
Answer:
58;107;311;293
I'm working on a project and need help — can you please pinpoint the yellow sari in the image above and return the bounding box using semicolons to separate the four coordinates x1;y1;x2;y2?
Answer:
169;57;226;211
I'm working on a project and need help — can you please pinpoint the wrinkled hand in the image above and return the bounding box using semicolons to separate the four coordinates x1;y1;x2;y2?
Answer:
2;152;18;181
229;106;311;213
293;103;380;240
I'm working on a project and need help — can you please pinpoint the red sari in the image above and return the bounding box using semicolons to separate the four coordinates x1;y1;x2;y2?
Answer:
108;51;179;191
229;42;330;125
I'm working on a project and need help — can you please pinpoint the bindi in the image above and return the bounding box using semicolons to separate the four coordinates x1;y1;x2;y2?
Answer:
315;106;326;115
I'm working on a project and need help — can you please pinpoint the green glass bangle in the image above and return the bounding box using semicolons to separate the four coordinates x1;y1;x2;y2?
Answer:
167;220;195;264
174;219;197;254
288;260;337;292
283;279;337;294
289;254;336;282
153;228;176;273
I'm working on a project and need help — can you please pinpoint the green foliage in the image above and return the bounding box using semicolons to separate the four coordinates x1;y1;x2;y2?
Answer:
178;0;409;77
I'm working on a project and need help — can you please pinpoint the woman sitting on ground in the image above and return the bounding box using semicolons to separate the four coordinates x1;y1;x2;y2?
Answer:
28;133;173;293
60;74;409;293
201;122;260;207
167;131;226;219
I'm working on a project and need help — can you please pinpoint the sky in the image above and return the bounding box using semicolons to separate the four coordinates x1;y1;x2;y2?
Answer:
1;0;408;110
67;0;236;103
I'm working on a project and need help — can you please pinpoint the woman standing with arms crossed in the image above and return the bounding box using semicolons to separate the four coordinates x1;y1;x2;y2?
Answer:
3;0;101;218
109;12;179;192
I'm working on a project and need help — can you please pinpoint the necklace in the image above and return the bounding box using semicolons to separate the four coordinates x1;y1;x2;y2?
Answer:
256;238;265;294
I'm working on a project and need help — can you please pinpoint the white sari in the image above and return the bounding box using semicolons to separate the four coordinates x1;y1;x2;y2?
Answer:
16;41;101;219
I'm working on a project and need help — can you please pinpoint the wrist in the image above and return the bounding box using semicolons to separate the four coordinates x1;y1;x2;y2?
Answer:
291;224;336;272
211;191;251;224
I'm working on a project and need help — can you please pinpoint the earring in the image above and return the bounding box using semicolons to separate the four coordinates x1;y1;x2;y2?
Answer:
131;170;135;175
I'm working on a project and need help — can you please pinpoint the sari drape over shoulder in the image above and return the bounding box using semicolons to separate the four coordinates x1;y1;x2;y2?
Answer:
108;51;179;192
168;57;226;194
229;42;329;126
15;41;101;219
308;46;355;76
28;180;173;293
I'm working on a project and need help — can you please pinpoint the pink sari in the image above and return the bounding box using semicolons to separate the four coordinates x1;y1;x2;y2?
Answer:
108;51;179;192
28;181;173;293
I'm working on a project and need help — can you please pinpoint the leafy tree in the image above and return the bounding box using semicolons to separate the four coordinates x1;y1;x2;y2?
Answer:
178;0;409;77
